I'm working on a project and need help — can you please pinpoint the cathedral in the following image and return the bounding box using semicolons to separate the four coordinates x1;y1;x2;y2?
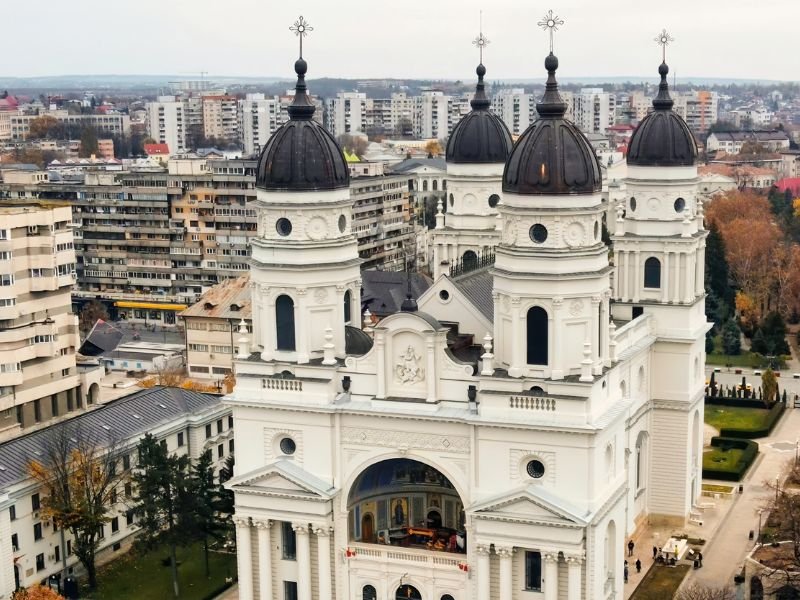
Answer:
225;19;708;600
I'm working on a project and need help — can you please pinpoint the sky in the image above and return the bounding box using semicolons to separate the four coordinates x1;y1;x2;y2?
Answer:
4;0;798;82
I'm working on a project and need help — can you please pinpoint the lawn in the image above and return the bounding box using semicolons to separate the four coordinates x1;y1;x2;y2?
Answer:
701;483;734;494
706;351;762;367
704;405;771;432
85;541;236;600
630;564;690;600
703;446;745;471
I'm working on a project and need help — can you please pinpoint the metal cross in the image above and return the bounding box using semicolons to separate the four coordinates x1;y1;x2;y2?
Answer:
654;28;674;63
472;12;490;65
290;16;313;58
537;9;564;54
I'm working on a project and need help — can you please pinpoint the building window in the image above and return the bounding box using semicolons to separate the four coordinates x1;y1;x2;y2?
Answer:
33;523;42;541
228;415;233;429
51;394;59;417
205;424;212;439
32;493;40;511
229;439;234;453
33;399;41;423
36;553;45;572
281;521;296;560
644;257;661;289
525;551;542;591
217;419;223;434
275;295;296;351
217;444;224;459
462;250;478;272
123;454;131;470
111;517;119;533
177;432;184;447
344;290;352;323
283;581;298;600
526;306;548;365
126;509;134;526
11;533;18;551
362;585;377;600
9;505;15;521
125;483;132;498
66;540;71;556
54;545;60;563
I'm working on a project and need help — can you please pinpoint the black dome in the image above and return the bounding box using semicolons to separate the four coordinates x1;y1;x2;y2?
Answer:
627;62;697;167
256;58;349;191
446;64;513;164
503;54;601;195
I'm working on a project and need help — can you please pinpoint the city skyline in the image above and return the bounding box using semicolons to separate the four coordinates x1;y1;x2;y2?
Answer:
4;0;798;82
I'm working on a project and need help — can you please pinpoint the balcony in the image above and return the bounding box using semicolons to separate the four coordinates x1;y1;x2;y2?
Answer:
348;542;465;572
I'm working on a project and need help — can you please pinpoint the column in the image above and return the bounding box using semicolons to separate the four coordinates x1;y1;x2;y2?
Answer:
476;545;491;600
509;297;523;377
498;547;513;600
695;243;705;296
255;520;272;600
294;523;312;600
234;518;253;600
315;526;332;600
426;337;437;402
633;251;641;302
591;296;601;375
567;556;583;600
662;252;670;302
544;553;559;600
684;252;695;304
673;252;681;304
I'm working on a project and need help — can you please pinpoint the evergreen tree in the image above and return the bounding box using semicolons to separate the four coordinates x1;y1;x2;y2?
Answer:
705;221;734;308
79;126;99;158
132;434;193;598
187;450;229;578
721;319;742;355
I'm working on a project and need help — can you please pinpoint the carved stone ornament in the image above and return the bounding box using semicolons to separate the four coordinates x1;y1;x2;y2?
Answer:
569;299;584;316
306;216;329;240
395;345;425;383
314;288;328;304
341;427;470;454
565;221;584;247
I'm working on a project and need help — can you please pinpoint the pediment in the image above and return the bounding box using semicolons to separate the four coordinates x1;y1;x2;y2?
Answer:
471;486;588;527
226;460;337;501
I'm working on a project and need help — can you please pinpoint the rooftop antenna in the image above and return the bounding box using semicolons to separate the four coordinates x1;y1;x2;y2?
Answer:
290;15;314;59
538;9;565;55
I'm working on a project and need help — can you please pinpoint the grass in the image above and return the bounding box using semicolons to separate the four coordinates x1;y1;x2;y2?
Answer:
701;483;734;494
704;405;771;432
706;351;762;367
630;564;690;600
703;447;745;471
85;541;236;600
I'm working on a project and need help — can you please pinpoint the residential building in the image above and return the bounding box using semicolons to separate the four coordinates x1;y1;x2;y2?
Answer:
201;94;239;142
491;88;536;136
0;202;102;439
146;96;187;154
780;150;800;179
673;91;718;133
0;386;231;594
226;47;705;600
730;106;774;128
699;164;777;189
181;275;252;380
414;90;451;139
239;93;281;156
96;139;114;160
325;92;368;137
706;130;790;154
574;87;616;134
9;112;130;141
390;157;447;226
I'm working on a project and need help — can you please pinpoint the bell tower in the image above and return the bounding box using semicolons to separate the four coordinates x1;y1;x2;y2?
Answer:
250;42;361;364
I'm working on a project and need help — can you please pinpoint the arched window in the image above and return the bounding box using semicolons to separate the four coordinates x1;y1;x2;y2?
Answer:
396;586;422;600
423;180;428;191
441;596;455;600
275;295;296;351
526;307;548;365
644;257;661;289
344;290;352;324
432;180;438;191
462;250;478;272
362;585;377;600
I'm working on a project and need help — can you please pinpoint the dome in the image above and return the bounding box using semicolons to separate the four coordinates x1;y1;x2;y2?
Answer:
256;58;349;191
446;64;513;164
503;54;601;195
627;63;697;167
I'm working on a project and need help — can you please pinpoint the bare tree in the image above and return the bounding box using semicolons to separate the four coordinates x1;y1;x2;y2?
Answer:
675;583;736;600
28;423;129;589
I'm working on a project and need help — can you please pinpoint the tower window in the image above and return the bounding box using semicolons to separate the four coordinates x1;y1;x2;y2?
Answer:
338;214;347;233
530;224;548;244
488;194;500;208
462;250;478;272
630;197;637;212
344;290;352;323
449;193;454;207
275;295;296;351
674;197;686;213
362;585;377;600
276;218;292;237
526;306;548;365
644;257;661;289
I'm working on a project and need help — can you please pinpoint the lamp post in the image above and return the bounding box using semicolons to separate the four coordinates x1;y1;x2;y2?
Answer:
757;509;764;544
796;438;799;468
775;475;780;504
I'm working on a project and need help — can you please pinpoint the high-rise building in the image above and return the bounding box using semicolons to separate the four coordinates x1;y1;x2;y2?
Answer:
673;91;718;133
146;96;187;154
201;94;239;142
491;88;536;136
325;92;368;137
239;93;281;156
574;87;616;134
414;90;451;139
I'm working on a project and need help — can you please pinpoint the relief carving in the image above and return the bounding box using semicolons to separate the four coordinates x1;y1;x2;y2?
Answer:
395;345;425;384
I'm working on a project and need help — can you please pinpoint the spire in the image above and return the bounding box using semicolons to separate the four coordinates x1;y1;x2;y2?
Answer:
471;21;491;110
652;28;675;111
535;10;567;118
288;16;315;120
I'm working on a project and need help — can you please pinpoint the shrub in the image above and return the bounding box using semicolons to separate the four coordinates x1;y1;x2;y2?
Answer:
718;400;785;438
702;437;759;481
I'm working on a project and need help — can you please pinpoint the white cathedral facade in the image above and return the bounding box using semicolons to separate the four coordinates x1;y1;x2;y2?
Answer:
225;38;708;600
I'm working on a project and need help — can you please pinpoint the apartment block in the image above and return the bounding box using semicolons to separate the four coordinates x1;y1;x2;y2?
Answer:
491;88;536;136
9;111;130;141
0;202;102;439
574;88;616;134
0;386;231;594
201;94;239;142
146;96;187;154
239;93;281;156
673;91;719;133
325;92;368;137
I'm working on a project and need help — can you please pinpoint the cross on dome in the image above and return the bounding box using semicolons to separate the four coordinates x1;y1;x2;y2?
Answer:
290;15;313;58
654;28;674;63
537;9;564;54
472;12;490;65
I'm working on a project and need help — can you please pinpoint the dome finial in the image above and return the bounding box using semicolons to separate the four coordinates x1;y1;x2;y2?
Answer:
535;11;567;118
470;15;491;110
652;29;675;111
287;16;315;120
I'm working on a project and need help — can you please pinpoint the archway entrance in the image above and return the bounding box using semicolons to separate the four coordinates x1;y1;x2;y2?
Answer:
396;584;422;599
348;458;466;553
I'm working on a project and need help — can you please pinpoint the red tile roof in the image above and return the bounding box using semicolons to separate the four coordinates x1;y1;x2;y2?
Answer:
776;178;800;195
144;143;170;156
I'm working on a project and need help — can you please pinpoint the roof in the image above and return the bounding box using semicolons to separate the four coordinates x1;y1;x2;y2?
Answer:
776;178;800;195
181;274;252;320
389;157;447;174
144;143;170;156
0;387;222;489
699;164;776;178
361;270;432;316
710;130;789;142
451;269;494;322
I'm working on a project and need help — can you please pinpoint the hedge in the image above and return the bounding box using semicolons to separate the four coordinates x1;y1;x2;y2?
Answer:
718;400;786;439
702;436;759;481
705;395;771;409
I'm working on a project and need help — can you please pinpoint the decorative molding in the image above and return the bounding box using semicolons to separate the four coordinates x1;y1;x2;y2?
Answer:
233;517;250;529
569;299;584;316
253;519;273;530
475;544;491;556
313;288;328;304
510;448;556;484
264;427;304;463
292;522;309;534
496;546;514;558
394;345;425;384
340;427;470;454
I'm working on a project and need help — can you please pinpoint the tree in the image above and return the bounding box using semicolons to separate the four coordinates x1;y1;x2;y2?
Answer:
27;424;128;590
78;300;109;339
11;585;64;600
674;583;736;600
754;311;790;355
132;433;193;598
336;134;367;158
79;127;99;158
424;140;443;157
186;450;229;577
27;115;62;139
721;319;742;355
762;369;779;407
735;291;760;337
705;221;734;309
739;140;767;155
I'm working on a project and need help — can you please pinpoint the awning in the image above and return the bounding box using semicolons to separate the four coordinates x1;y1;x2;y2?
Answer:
114;301;188;311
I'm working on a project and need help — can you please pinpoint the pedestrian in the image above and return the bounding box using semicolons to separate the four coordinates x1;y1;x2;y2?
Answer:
635;558;641;573
698;551;703;567
628;539;635;556
652;545;658;559
624;563;629;583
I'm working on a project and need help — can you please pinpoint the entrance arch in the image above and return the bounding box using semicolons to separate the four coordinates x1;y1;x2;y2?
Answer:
396;584;422;599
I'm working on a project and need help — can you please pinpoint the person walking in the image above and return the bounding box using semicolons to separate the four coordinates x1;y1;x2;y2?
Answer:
624;562;629;583
635;558;642;573
652;545;658;559
628;539;635;557
698;551;703;567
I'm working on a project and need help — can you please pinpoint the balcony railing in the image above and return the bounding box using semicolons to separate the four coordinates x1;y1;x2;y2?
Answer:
348;542;465;570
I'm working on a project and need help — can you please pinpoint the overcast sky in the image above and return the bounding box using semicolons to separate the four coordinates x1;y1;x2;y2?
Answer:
5;0;798;82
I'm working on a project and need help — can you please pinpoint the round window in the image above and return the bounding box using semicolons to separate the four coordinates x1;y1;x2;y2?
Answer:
279;437;296;455
488;194;500;208
338;214;347;233
630;197;637;212
276;218;292;237
449;193;454;207
439;290;450;301
526;459;545;479
529;224;548;244
674;197;686;213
